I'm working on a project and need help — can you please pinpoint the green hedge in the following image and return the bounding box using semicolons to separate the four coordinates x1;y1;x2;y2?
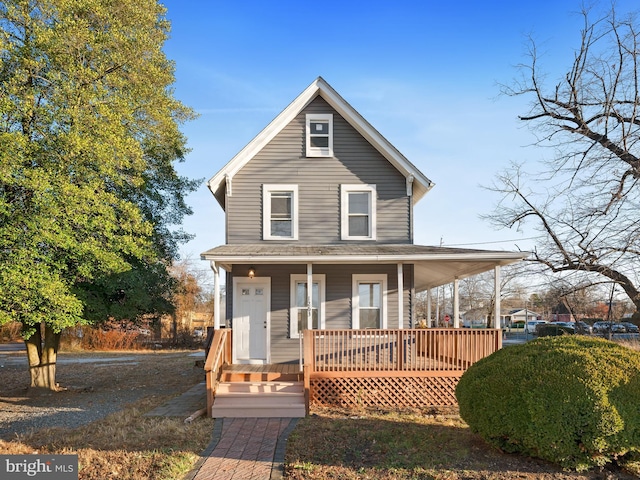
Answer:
455;336;640;470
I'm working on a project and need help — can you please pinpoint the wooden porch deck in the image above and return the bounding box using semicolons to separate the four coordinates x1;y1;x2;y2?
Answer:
205;328;502;415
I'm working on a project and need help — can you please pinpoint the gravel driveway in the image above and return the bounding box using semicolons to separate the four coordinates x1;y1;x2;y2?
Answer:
0;350;205;440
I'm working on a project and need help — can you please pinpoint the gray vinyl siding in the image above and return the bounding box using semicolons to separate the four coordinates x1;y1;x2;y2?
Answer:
226;96;411;244
230;263;414;364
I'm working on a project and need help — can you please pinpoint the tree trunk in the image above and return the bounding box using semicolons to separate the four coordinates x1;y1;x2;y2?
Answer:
24;322;61;391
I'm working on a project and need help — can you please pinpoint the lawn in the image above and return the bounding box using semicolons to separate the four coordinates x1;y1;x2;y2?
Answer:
285;407;640;480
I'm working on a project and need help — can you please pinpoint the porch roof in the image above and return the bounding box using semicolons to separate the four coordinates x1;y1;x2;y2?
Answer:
201;244;529;291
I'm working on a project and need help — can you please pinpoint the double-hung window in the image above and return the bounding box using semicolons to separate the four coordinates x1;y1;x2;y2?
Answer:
263;184;298;240
341;184;376;240
352;274;387;329
305;114;333;157
290;274;325;338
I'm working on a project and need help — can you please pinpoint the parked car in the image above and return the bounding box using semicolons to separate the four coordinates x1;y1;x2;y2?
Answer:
592;321;626;334
575;321;593;334
525;320;548;334
536;323;575;337
193;327;205;338
621;322;640;334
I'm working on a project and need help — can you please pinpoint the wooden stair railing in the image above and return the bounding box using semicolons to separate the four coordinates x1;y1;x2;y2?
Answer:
204;329;232;417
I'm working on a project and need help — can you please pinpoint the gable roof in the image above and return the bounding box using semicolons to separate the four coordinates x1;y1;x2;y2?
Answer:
207;77;434;208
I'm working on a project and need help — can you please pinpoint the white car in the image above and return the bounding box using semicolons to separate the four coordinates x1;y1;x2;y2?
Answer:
525;320;548;334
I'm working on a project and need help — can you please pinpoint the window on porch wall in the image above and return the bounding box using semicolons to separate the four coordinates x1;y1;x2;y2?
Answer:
290;274;325;338
352;274;387;329
358;282;381;328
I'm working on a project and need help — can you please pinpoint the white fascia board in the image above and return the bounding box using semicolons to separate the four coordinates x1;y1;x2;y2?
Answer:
315;79;434;202
207;77;435;207
207;80;322;203
200;252;529;265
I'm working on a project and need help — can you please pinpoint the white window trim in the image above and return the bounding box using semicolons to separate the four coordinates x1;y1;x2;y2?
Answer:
305;113;333;157
352;274;387;329
341;184;377;240
263;184;298;240
290;274;326;338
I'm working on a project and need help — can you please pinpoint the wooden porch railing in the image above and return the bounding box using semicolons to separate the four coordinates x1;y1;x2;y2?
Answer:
204;329;232;417
302;328;501;410
304;328;502;373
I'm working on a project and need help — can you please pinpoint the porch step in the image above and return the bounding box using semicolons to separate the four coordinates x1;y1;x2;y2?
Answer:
216;381;303;395
220;371;302;383
212;381;305;418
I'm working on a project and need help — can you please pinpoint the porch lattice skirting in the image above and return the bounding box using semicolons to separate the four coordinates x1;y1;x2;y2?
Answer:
310;374;460;409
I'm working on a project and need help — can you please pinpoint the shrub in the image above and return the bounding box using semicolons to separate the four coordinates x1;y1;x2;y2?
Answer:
60;326;142;351
535;324;574;337
455;336;640;470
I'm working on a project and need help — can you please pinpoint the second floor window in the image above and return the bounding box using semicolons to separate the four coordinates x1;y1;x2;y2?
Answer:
341;184;377;240
263;184;298;240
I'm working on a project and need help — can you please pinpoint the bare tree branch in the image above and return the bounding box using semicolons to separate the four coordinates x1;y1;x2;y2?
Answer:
487;6;640;311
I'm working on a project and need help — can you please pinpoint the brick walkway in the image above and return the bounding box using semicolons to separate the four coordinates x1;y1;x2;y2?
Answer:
187;417;298;480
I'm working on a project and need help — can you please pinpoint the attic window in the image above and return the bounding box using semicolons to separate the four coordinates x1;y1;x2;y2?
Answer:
306;114;333;157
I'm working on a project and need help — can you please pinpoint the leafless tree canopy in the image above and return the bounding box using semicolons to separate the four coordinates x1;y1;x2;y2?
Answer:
488;6;640;310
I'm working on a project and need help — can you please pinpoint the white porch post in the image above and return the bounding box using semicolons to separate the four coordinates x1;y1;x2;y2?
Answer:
397;263;403;329
210;261;221;330
427;288;432;327
494;265;501;330
453;277;460;328
307;263;313;329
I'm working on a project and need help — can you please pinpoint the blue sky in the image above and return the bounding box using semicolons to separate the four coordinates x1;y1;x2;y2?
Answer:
159;1;636;282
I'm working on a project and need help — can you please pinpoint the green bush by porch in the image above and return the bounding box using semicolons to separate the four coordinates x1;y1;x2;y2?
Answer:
455;336;640;471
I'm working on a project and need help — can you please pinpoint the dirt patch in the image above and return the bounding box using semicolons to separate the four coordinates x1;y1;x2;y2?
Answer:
0;350;206;439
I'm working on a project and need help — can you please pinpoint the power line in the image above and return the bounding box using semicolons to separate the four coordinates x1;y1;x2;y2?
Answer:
444;236;541;247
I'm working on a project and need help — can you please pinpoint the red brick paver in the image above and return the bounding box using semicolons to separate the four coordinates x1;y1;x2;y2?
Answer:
192;418;293;480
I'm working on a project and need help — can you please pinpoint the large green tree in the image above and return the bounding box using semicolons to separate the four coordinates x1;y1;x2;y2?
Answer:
0;0;198;389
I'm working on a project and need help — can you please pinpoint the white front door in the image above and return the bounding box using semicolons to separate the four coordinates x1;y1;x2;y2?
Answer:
233;278;270;364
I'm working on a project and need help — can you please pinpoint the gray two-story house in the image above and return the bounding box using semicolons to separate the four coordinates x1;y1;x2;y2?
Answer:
201;77;525;365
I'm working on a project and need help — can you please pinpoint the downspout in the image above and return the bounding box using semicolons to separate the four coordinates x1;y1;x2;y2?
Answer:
406;175;414;243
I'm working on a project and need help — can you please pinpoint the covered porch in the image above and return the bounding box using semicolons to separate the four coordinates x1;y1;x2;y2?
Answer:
201;244;527;415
